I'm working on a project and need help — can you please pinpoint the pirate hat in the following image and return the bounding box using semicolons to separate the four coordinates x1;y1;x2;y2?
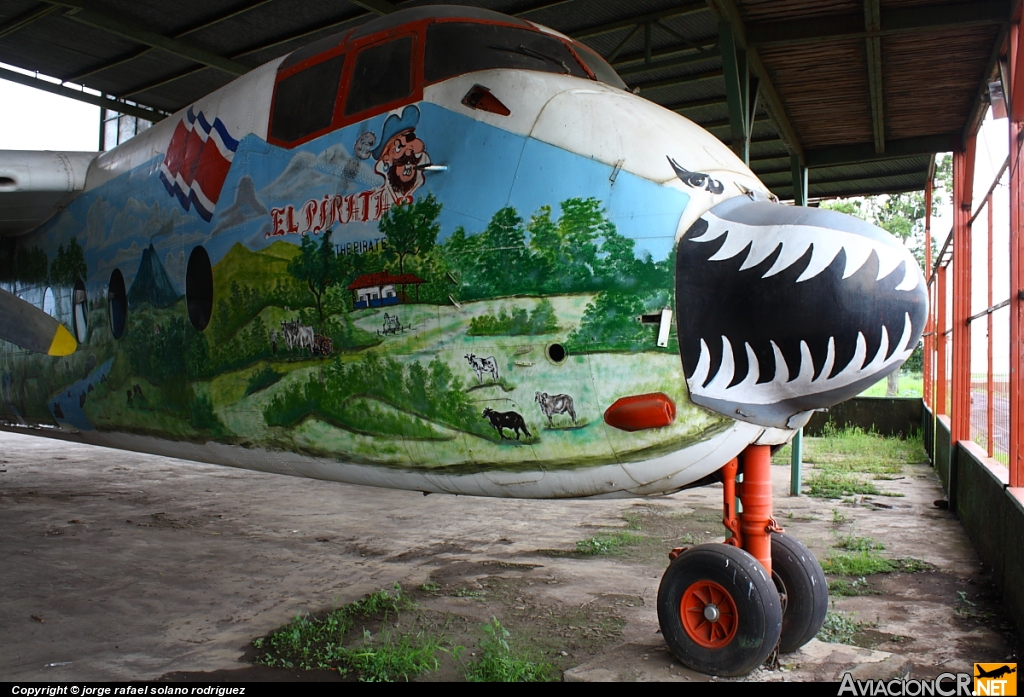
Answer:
371;105;420;161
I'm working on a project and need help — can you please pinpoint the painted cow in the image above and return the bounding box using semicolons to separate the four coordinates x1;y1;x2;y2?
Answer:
534;391;576;426
465;353;498;383
481;407;531;440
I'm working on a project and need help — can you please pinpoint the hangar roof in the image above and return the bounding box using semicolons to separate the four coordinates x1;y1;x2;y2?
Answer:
0;0;1014;201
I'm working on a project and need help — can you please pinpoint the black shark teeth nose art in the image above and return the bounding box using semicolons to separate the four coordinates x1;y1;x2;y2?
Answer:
675;196;928;429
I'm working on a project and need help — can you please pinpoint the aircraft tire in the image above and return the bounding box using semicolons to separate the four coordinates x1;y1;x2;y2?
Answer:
657;543;782;676
771;532;829;653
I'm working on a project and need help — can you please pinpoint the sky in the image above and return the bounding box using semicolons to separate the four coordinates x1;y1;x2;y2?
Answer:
0;76;100;151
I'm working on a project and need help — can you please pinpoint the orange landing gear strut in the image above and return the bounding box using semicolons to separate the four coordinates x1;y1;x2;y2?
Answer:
659;444;826;676
671;444;782;575
735;444;783;576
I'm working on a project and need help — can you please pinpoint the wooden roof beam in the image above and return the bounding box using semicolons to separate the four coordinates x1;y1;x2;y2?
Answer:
804;133;960;167
747;0;1010;48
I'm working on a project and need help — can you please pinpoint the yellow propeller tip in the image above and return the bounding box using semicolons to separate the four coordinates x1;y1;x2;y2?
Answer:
48;324;77;356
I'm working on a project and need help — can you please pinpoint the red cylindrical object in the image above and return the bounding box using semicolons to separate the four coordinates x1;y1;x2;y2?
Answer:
603;393;676;431
738;444;773;576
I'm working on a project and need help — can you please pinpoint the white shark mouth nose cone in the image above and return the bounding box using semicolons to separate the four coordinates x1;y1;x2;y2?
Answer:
676;196;928;429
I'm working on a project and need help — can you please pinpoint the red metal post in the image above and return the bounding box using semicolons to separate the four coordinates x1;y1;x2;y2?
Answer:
1011;21;1024;487
951;139;976;445
988;194;995;457
937;264;948;415
738;445;774;576
1012;115;1024;487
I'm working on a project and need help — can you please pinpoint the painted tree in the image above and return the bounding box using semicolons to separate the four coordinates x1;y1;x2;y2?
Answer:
555;198;608;290
379;193;441;276
478;206;530;297
288;229;339;325
527;205;559;288
50;237;87;286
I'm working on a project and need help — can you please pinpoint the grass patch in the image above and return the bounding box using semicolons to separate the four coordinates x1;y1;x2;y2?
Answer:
252;584;451;680
834;535;884;552
859;372;922;398
817;610;868;644
346;629;450;682
823;551;934;576
806;472;882;499
773;424;926;475
574;530;643;556
465;618;556;682
827;577;877;596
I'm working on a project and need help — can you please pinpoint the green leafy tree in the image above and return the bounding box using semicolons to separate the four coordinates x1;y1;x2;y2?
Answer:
379;193;442;276
289;229;339;325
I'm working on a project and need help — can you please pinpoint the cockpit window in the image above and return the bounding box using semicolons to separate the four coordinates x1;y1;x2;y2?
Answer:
424;22;590;84
270;54;345;143
344;36;415;116
572;43;628;90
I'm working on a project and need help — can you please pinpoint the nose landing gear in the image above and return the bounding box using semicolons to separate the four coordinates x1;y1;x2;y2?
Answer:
657;444;828;676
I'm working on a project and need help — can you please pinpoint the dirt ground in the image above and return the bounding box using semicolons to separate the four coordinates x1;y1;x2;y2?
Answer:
0;429;1018;682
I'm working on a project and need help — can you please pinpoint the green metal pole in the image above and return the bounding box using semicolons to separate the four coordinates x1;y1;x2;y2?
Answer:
790;155;807;496
790;428;803;496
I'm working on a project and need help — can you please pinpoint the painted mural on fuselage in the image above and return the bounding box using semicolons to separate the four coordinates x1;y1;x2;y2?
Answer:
0;98;729;473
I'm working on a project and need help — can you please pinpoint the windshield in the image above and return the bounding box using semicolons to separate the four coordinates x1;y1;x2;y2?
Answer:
425;22;591;84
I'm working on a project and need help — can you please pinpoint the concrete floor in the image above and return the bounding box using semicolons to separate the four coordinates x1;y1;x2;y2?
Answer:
0;429;1018;682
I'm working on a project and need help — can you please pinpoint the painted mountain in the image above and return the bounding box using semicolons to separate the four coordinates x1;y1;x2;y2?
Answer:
128;243;180;308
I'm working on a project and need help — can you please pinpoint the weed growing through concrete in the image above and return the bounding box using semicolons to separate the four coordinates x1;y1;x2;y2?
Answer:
831;508;849;525
346;628;452;682
252;584;454;680
464;618;556;682
817;609;868;643
574;531;643;556
806;471;883;498
827;577;877;596
834;535;885;552
823;551;933;576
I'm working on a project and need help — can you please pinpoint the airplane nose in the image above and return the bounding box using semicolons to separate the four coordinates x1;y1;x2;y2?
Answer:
675;195;928;429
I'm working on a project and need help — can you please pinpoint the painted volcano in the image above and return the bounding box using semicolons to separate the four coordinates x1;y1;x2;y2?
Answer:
128;243;180;309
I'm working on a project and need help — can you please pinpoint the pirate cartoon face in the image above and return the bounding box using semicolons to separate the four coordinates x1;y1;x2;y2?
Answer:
372;105;429;199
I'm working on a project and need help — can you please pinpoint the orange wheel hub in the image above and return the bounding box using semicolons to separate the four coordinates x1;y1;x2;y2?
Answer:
680;580;738;649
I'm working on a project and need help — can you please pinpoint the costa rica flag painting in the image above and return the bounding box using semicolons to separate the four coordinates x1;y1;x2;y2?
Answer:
159;107;239;222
